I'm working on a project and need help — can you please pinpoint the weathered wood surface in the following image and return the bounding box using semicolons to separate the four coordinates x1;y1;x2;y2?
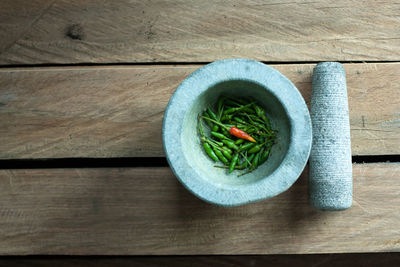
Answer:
0;163;399;255
0;63;399;159
1;0;400;64
1;254;400;267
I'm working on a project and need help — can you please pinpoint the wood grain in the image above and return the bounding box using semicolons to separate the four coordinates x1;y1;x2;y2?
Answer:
0;163;399;255
1;0;400;64
1;254;400;267
0;63;398;159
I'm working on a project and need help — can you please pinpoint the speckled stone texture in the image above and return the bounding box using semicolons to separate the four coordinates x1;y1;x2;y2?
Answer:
310;62;352;210
163;58;312;206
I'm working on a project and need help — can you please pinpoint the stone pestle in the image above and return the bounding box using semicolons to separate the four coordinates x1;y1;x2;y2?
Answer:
309;62;353;210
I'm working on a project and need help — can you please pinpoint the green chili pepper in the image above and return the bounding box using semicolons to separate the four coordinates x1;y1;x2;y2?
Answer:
223;107;238;114
251;152;261;170
256;147;265;165
221;146;233;154
235;139;244;145
213;147;229;165
229;153;239;173
222;139;239;151
212;140;224;146
207;108;218;120
222;149;232;160
223;103;253;115
240;142;256;151
248;144;262;154
211;131;227;140
241;106;255;114
203;142;219;162
212;125;219;132
259;144;272;164
233;117;247;124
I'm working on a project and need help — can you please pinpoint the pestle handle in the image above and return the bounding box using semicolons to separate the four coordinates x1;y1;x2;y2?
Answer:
309;62;352;210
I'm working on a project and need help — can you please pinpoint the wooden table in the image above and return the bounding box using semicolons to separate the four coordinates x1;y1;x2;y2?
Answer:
1;0;399;265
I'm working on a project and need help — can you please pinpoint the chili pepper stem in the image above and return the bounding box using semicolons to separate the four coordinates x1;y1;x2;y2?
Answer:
201;137;229;154
200;116;230;131
214;165;245;170
240;152;252;166
238;169;253;177
198;115;206;137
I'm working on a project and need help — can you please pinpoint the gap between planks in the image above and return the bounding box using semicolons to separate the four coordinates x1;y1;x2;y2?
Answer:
1;254;400;267
0;155;400;170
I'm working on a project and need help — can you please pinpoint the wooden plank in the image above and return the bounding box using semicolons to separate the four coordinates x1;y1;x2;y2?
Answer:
1;254;400;267
0;63;398;159
1;0;400;64
0;163;399;255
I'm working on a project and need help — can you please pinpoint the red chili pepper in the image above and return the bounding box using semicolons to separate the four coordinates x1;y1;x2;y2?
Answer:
201;116;257;143
230;127;256;143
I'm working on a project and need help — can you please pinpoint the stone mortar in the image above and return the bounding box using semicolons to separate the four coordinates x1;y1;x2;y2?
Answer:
163;58;312;206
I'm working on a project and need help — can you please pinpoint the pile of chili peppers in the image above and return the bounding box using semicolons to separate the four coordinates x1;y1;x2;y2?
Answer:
198;96;276;176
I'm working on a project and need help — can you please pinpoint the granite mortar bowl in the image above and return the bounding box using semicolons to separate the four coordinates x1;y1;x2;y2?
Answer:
162;58;312;207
